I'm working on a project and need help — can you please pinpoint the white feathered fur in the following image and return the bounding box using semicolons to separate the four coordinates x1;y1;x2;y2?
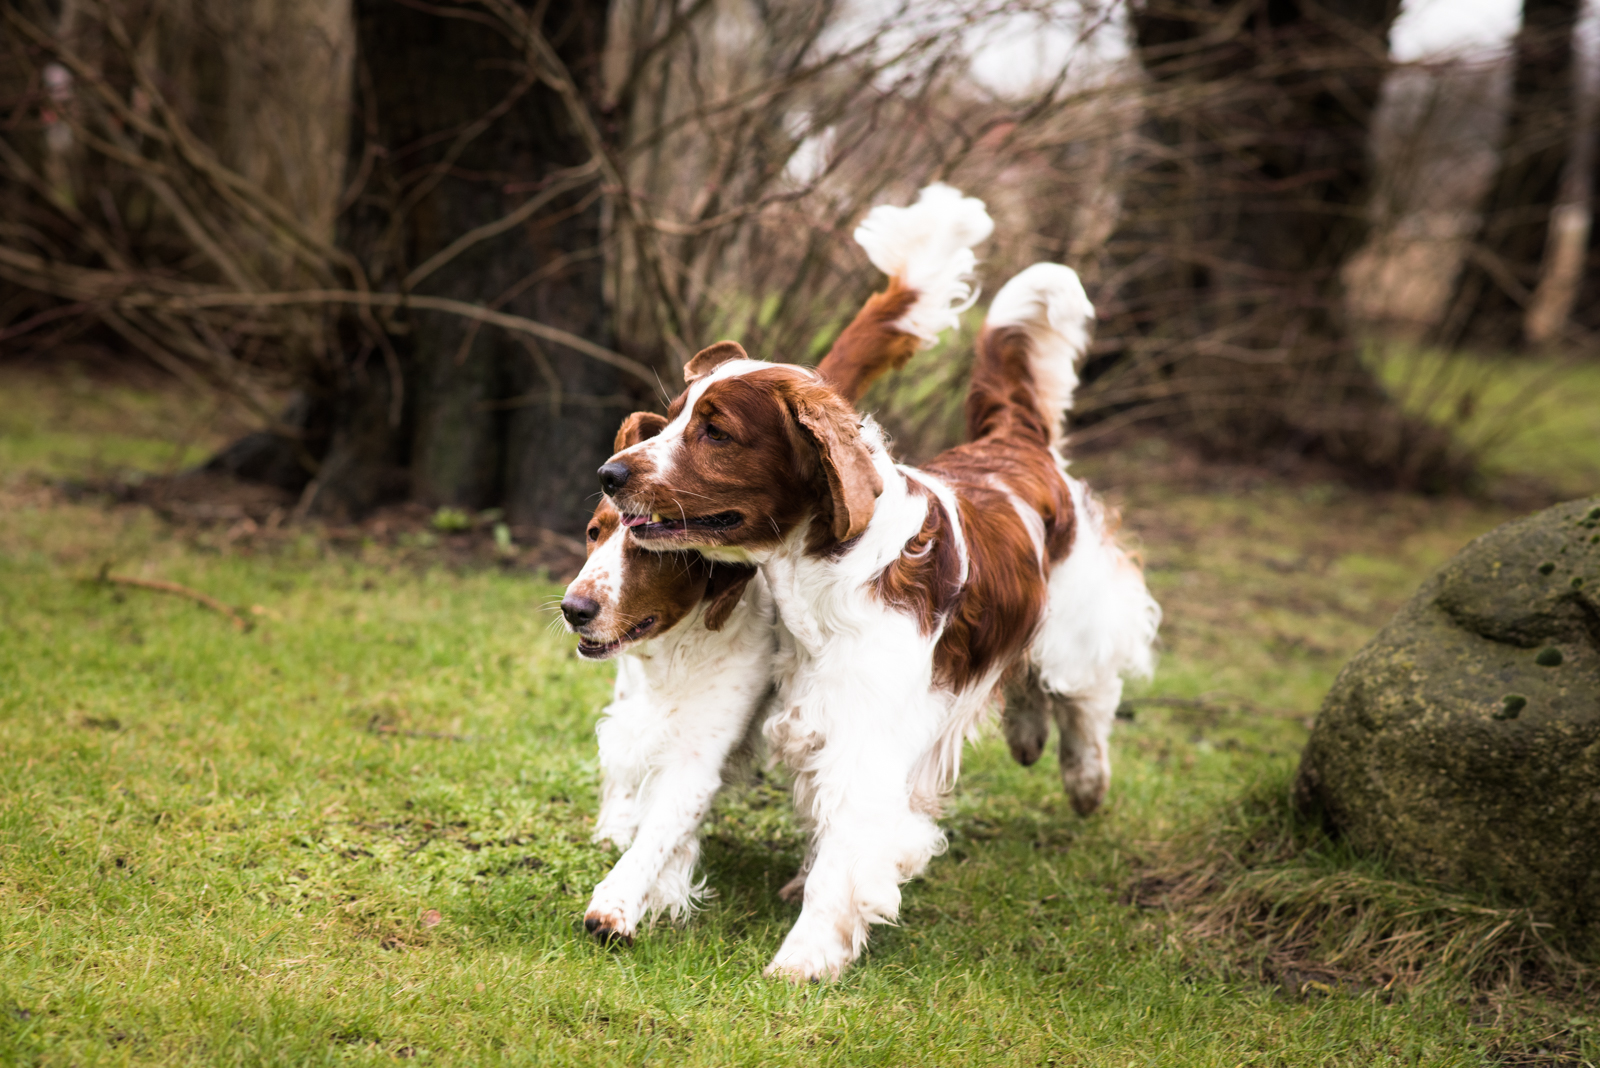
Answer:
571;184;996;943
613;263;1159;981
853;183;995;346
573;530;780;942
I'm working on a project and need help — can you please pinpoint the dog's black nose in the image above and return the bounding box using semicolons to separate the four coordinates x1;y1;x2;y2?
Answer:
561;594;599;628
597;462;631;496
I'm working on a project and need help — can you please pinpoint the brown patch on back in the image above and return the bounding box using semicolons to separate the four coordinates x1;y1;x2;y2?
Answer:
868;320;1080;693
927;480;1052;690
814;277;921;403
874;480;961;639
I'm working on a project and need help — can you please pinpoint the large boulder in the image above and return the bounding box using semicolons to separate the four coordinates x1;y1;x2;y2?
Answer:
1294;496;1600;933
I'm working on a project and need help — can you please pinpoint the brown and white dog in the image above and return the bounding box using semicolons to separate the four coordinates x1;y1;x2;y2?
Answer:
560;185;995;945
596;262;1159;980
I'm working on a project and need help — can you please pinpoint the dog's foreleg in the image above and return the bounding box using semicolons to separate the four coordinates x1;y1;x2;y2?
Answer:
764;724;945;981
593;710;650;849
583;749;728;944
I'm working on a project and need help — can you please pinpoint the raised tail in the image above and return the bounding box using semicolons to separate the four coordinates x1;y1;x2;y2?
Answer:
815;183;994;403
968;263;1094;448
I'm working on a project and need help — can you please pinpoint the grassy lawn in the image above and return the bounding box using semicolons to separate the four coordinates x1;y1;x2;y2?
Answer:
1370;343;1600;500
1;361;1597;1066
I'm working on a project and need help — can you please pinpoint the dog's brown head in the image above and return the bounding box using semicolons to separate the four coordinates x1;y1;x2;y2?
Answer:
596;342;883;556
560;410;755;658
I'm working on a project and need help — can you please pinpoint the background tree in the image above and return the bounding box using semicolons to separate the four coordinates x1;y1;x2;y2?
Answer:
1432;0;1581;353
4;0;1509;527
1;0;1008;533
1079;0;1460;487
287;0;620;529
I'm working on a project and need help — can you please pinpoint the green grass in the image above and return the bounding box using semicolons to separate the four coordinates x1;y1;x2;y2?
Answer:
2;365;1598;1065
1371;344;1600;500
0;368;234;482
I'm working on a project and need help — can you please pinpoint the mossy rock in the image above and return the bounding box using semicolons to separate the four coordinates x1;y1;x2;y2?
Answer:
1294;496;1600;935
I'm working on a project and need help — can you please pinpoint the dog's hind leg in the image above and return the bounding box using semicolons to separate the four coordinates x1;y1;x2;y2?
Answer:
1002;661;1119;815
1026;478;1161;816
1000;665;1051;767
1051;676;1122;817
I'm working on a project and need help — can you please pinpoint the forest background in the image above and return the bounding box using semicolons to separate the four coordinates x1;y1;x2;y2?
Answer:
3;1;1600;1064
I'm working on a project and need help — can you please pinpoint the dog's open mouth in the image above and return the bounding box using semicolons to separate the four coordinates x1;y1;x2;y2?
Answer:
576;615;658;659
618;510;743;540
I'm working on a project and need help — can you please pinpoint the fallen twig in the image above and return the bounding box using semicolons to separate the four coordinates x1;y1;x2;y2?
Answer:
97;565;252;632
366;716;476;743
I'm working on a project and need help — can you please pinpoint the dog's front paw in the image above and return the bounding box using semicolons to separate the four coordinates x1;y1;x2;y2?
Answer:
764;925;854;982
583;906;635;946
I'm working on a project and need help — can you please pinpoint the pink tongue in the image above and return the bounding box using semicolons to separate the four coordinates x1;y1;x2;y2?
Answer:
621;514;649;527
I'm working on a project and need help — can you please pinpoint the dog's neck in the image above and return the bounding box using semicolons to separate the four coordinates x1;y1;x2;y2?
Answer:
614;573;773;702
751;446;931;660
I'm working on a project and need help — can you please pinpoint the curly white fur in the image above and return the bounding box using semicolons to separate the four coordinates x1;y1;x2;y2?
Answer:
853;183;995;346
580;557;780;940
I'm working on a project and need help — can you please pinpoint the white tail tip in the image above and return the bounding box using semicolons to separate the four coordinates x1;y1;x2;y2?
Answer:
853;183;995;348
986;263;1095;443
986;263;1094;359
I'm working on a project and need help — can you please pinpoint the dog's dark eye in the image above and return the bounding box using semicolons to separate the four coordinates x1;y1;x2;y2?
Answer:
587;526;600;541
705;422;730;442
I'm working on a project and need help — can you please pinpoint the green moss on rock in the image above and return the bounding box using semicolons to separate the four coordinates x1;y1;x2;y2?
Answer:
1294;495;1600;936
1496;694;1528;719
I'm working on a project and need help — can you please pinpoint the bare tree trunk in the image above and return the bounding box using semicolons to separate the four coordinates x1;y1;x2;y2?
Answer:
1433;0;1579;352
1567;93;1600;341
290;0;625;531
1089;0;1462;488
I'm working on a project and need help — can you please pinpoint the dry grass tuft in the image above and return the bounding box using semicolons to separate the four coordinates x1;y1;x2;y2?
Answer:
1129;780;1597;1000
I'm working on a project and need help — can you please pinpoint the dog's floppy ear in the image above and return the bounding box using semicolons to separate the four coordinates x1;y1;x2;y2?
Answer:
788;385;882;543
683;341;748;384
701;562;757;632
614;411;668;452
